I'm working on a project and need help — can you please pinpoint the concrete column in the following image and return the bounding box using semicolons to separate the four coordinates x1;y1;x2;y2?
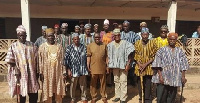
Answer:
21;0;31;41
167;1;177;33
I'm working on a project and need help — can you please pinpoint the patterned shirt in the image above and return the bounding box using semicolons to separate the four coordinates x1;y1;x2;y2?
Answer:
55;34;71;50
79;34;94;46
121;31;140;44
5;41;39;97
65;44;88;77
34;36;46;47
134;40;157;76
151;46;189;87
107;40;134;69
100;31;114;45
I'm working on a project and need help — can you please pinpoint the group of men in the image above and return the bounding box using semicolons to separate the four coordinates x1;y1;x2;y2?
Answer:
5;19;189;103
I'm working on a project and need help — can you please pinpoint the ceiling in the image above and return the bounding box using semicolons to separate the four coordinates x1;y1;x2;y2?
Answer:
0;0;199;10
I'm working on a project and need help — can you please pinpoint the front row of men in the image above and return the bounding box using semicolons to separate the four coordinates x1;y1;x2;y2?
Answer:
5;25;189;103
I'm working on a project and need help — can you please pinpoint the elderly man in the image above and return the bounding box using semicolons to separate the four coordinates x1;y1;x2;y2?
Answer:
65;33;89;103
5;25;39;103
192;25;200;38
54;24;60;36
107;28;134;103
91;24;99;35
134;27;157;103
79;23;94;46
137;22;153;39
38;28;66;103
74;25;80;34
34;25;47;47
87;33;108;103
152;33;189;103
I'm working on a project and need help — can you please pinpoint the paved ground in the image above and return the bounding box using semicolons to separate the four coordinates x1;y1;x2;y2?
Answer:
0;74;200;103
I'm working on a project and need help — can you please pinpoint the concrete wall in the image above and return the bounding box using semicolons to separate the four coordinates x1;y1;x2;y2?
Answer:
0;3;200;21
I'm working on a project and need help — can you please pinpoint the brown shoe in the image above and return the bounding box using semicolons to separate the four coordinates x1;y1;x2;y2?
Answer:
82;100;88;103
102;99;108;103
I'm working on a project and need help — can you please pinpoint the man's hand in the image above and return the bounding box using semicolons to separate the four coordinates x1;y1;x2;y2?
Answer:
68;69;72;78
182;76;187;85
106;68;109;74
159;76;164;84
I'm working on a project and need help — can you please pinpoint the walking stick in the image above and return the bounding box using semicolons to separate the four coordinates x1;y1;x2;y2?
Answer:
180;83;184;103
16;75;20;103
140;75;144;103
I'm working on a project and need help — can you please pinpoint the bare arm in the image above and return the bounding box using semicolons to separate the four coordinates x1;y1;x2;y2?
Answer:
87;56;91;72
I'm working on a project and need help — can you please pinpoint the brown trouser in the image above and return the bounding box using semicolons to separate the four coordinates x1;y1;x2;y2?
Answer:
90;74;107;100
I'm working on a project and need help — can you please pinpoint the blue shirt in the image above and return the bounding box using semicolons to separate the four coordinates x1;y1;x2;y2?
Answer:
120;31;140;44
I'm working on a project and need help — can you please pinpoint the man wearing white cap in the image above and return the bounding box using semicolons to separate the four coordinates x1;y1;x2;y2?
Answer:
91;24;99;36
107;28;134;103
65;33;89;103
137;22;153;40
74;25;80;34
79;23;94;46
34;25;47;47
5;25;39;103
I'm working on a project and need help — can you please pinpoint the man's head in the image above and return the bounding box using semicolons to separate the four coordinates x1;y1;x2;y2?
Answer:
168;33;178;47
140;22;147;30
46;28;55;45
103;19;109;31
84;24;91;35
197;26;200;34
123;20;130;32
141;27;149;42
16;25;27;43
94;33;101;44
113;23;118;29
118;24;123;32
60;23;68;35
113;28;121;42
74;25;80;33
54;24;60;35
42;26;47;37
160;25;169;38
72;33;80;45
79;21;85;34
93;24;98;33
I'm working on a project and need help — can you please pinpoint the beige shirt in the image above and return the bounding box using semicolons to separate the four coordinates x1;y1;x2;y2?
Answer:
87;42;107;74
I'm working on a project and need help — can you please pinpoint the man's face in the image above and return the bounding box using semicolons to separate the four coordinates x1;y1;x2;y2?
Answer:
141;32;149;41
42;29;46;37
94;27;98;33
160;28;168;38
80;24;84;33
61;27;68;34
94;34;101;44
118;25;123;31
54;28;59;34
114;33;121;41
197;27;200;34
46;32;55;44
17;32;27;43
73;36;80;45
123;23;129;32
85;28;91;35
103;24;109;31
168;36;177;46
75;27;80;33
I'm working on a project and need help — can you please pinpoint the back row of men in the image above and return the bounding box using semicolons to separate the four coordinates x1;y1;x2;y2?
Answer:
5;19;189;103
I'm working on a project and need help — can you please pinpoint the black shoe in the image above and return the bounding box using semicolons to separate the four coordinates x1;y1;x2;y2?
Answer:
112;98;120;102
120;101;126;103
107;84;112;87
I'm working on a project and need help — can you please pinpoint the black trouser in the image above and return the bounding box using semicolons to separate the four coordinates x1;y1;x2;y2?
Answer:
128;65;136;85
20;93;38;103
157;84;177;103
137;76;152;103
